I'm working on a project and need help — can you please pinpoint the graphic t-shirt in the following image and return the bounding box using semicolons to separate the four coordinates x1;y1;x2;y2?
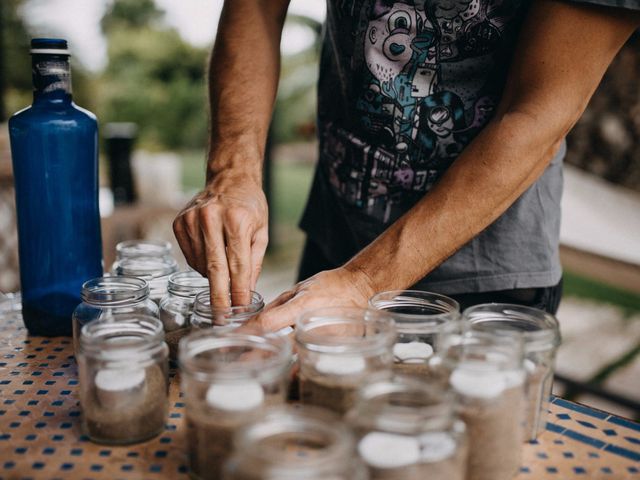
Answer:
299;0;637;294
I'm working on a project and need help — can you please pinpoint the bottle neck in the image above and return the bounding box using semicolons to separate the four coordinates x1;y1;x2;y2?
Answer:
32;54;72;103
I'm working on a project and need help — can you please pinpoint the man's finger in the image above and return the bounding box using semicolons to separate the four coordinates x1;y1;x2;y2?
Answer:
251;296;301;332
200;207;231;309
184;209;207;276
262;289;296;313
173;215;196;270
224;213;252;306
249;229;268;291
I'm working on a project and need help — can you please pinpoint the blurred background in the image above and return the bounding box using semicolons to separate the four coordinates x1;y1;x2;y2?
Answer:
0;0;639;419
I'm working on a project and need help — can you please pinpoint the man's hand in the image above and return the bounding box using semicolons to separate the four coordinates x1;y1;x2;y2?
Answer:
247;267;376;332
173;168;268;308
173;0;289;309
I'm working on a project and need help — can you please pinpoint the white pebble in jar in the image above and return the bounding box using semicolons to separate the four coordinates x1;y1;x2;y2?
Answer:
316;355;366;376
359;432;421;469
418;431;457;463
205;381;265;412
393;341;434;363
95;367;146;410
450;362;507;400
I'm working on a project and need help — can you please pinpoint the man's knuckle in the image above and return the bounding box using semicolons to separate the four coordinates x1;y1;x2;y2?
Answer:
228;257;248;272
206;259;226;272
172;217;184;234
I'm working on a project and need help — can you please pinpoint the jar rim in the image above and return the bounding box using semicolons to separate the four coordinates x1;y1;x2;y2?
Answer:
81;276;150;305
437;329;525;370
295;307;396;355
178;329;291;381
192;290;264;323
462;303;561;352
348;374;456;434
232;405;355;474
79;315;164;362
167;271;209;297
369;290;460;333
114;256;178;278
116;239;172;258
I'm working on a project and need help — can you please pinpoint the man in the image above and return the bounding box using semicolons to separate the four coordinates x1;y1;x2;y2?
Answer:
173;0;640;330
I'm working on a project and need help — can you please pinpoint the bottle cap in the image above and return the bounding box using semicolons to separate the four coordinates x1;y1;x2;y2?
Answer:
30;38;70;56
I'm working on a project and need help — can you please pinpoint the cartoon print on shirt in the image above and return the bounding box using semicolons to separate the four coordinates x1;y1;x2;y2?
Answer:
360;1;438;151
325;0;519;223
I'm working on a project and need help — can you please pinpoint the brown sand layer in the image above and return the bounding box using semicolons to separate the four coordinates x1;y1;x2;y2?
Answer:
82;364;168;445
457;385;524;480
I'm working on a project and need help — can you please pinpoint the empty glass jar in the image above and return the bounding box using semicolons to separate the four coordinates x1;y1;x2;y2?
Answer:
224;405;368;480
462;303;561;440
77;315;169;445
113;256;178;303
369;290;460;376
0;292;22;325
190;290;264;330
113;239;173;263
346;375;467;480
179;329;292;480
295;307;396;415
72;276;159;354
159;271;209;359
430;330;525;480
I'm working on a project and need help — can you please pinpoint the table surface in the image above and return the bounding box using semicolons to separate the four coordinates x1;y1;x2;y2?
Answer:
0;311;639;480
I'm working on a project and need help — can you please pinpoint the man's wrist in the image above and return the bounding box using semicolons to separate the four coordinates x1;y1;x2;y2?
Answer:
206;146;263;185
342;262;378;304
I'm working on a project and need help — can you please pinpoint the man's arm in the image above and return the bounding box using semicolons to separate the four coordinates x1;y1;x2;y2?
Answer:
254;0;640;330
173;0;290;307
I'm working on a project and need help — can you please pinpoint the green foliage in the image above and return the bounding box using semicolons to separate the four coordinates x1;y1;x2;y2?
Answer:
563;270;640;314
98;5;208;150
101;0;163;34
273;16;323;144
2;0;98;117
2;0;32;118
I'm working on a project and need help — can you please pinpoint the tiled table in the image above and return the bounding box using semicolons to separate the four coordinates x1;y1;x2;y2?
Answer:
1;311;639;480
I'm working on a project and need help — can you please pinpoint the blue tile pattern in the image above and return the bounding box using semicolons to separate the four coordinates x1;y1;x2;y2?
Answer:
0;310;639;478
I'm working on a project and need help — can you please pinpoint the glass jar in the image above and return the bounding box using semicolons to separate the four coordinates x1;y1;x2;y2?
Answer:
224;405;368;480
431;330;525;480
295;307;396;415
159;271;209;359
77;315;169;445
113;256;178;303
346;375;467;480
369;290;460;376
72;276;159;354
190;290;264;330
0;292;22;324
462;303;561;440
179;329;292;480
114;239;173;262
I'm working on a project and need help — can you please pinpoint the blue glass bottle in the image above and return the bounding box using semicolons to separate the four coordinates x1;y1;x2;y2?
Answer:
9;39;103;336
